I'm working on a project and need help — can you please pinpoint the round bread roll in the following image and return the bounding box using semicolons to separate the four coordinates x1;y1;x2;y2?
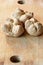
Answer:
25;19;43;36
3;18;24;37
12;8;25;19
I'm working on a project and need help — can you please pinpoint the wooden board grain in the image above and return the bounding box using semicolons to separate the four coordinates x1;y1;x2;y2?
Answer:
0;0;43;65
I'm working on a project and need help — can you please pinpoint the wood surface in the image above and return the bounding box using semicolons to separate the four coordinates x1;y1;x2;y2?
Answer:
0;0;43;65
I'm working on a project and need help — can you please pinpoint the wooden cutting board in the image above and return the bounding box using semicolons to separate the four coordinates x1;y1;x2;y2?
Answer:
0;0;43;65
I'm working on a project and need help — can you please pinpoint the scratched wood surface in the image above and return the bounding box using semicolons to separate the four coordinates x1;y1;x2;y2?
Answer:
0;0;43;65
